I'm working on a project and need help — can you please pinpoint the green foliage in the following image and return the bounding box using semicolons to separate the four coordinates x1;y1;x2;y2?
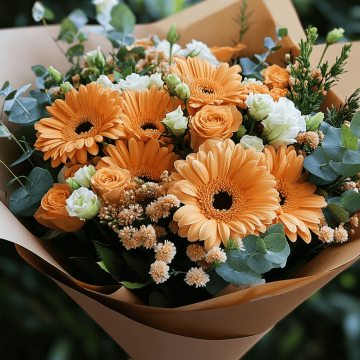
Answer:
110;4;136;33
66;44;84;62
216;224;290;285
239;27;287;80
120;281;147;289
233;0;252;43
205;269;229;295
9;167;53;217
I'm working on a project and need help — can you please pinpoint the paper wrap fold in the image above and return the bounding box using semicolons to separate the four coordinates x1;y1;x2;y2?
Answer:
1;0;360;359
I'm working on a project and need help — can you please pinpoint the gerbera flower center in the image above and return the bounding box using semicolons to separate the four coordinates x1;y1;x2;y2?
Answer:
197;177;246;222
192;78;224;100
276;179;298;213
130;165;162;182
63;109;103;140
75;121;93;134
133;112;164;139
141;123;158;131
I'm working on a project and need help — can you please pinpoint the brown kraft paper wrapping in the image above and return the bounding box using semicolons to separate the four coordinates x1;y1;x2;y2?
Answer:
1;0;360;358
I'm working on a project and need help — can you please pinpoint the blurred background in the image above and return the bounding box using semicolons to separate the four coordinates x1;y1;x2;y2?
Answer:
1;0;360;359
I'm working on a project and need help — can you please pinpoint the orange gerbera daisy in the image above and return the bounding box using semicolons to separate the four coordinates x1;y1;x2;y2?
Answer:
35;83;124;167
170;57;248;116
99;138;179;182
118;86;174;142
168;139;279;250
263;145;327;243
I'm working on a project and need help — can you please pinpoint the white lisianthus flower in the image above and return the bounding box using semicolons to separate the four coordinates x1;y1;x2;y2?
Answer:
85;47;101;67
66;188;101;221
155;40;181;58
70;165;96;188
93;0;118;15
240;135;264;152
148;73;164;89
245;92;274;121
117;73;150;92
261;97;306;149
96;75;113;89
178;40;221;67
242;77;263;85
163;105;188;136
175;83;190;102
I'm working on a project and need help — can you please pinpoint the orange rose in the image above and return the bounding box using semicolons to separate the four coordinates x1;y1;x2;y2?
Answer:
247;82;270;95
210;43;246;63
34;184;84;232
189;105;242;152
270;87;289;101
91;167;131;202
263;64;290;90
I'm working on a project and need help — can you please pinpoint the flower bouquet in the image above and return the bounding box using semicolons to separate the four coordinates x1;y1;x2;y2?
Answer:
1;0;360;359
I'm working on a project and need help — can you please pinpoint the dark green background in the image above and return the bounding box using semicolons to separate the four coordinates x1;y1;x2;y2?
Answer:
1;0;360;359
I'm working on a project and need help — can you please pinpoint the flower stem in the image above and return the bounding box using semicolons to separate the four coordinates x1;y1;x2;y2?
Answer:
0;160;30;194
317;44;329;67
42;18;72;65
248;119;256;135
169;43;173;67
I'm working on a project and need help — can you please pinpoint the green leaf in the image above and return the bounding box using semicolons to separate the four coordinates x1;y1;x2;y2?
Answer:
341;124;358;150
57;18;78;44
110;4;136;34
43;7;54;20
239;57;264;79
77;31;88;43
120;281;147;289
68;9;88;29
264;37;275;50
113;70;123;82
93;241;124;282
329;161;360;178
244;252;273;274
9;167;53;216
254;238;267;255
31;65;47;78
29;90;50;104
5;176;29;198
343;148;360;164
241;234;258;254
32;1;45;22
263;233;287;252
341;191;360;215
328;203;350;223
106;31;135;48
10;149;35;167
216;261;262;285
322;127;346;162
303;147;339;182
264;243;290;265
264;222;285;236
0;81;13;98
121;67;133;78
70;257;116;285
277;27;288;37
122;251;150;282
270;45;282;51
149;291;167;307
8;98;37;124
66;44;84;62
350;111;360;138
205;269;229;295
0;125;11;138
116;46;129;62
4;84;31;111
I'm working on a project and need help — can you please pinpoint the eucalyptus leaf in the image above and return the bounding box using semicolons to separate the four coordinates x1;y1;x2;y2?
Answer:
264;37;275;50
120;281;147;289
341;191;360;215
106;31;135;48
113;70;123;82
264;243;290;265
0;81;13;98
66;44;84;62
244;252;273;274
241;234;258;253
322;126;346;162
110;4;136;34
0;125;11;138
328;203;350;223
68;9;88;29
32;1;45;22
5;176;29;198
4;84;32;112
341;124;358;150
10;149;35;167
122;251;150;282
57;18;78;43
264;223;285;236
350;111;360;138
263;233;287;252
216;261;262;285
343;148;360;164
9;167;53;216
31;65;47;78
277;27;288;37
205;269;229;295
329;161;360;178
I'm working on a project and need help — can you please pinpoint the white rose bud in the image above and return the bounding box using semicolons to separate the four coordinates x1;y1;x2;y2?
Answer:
70;165;96;188
96;75;113;89
148;73;164;89
164;74;181;94
245;92;274;121
85;47;100;67
118;73;150;92
163;105;188;136
240;135;264;152
66;178;81;190
261;97;306;149
326;28;345;45
66;188;101;221
306;112;324;131
175;83;190;102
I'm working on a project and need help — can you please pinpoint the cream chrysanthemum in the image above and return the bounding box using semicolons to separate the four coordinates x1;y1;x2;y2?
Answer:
205;246;227;264
169;139;279;250
169;220;179;234
149;261;170;284
154;225;167;239
186;244;206;262
185;267;210;288
334;225;348;243
318;226;334;243
133;224;157;249
154;240;177;264
146;195;181;222
118;226;141;250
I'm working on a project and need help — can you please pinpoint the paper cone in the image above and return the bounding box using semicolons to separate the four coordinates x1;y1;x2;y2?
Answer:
1;0;360;358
